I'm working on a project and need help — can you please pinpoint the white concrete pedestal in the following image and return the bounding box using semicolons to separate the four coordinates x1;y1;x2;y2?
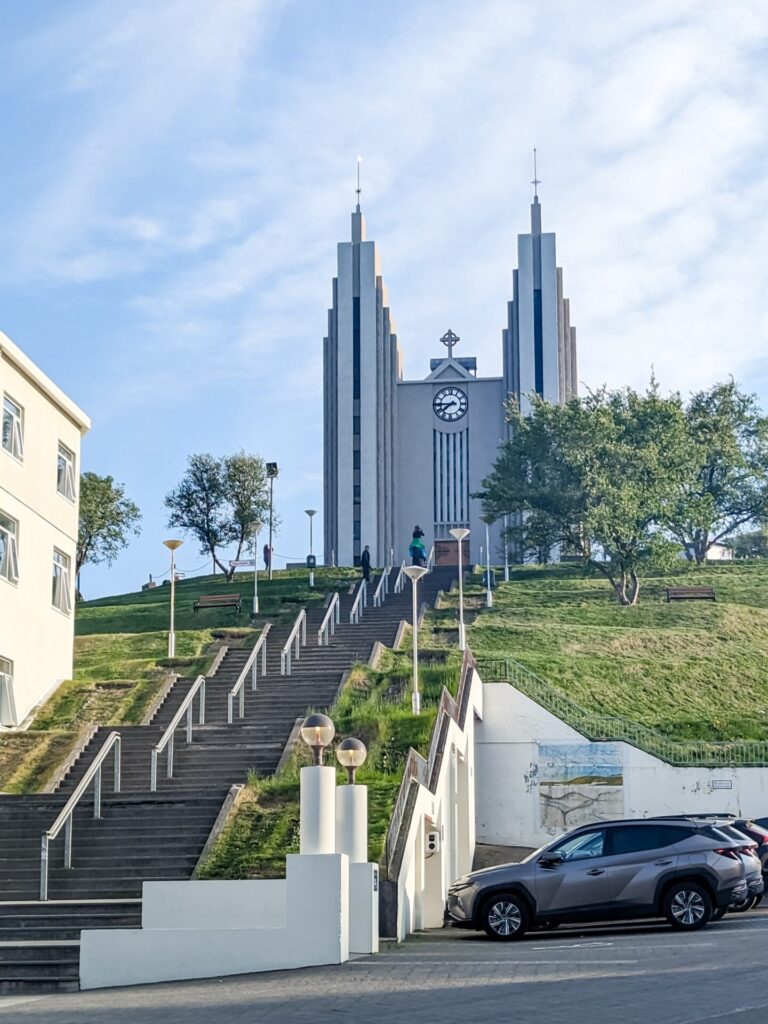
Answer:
335;784;367;864
300;765;336;854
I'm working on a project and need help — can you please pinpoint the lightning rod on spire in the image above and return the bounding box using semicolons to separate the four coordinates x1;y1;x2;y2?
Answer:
531;147;541;200
356;155;363;211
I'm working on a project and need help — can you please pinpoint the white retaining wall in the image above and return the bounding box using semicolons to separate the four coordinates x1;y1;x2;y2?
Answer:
476;682;768;850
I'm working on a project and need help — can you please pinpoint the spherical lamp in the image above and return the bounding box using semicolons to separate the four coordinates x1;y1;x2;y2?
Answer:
335;737;367;783
300;713;336;766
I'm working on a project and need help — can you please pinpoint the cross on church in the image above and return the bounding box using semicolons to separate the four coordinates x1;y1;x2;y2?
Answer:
440;329;460;359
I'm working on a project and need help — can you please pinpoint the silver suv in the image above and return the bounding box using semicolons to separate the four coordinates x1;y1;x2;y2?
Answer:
447;819;750;940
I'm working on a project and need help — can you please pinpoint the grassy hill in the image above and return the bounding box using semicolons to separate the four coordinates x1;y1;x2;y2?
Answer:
0;568;357;792
432;560;768;742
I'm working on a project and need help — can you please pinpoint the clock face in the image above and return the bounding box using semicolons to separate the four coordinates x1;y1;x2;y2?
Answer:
433;386;468;422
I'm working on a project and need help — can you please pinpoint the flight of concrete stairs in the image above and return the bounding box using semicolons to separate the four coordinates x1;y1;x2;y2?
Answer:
0;567;452;992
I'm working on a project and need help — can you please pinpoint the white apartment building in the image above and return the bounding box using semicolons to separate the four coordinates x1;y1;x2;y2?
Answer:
0;331;90;727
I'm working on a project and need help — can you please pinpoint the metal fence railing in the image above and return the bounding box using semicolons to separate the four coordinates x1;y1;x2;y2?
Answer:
349;580;367;624
281;609;307;675
317;592;340;646
477;657;768;768
227;625;270;723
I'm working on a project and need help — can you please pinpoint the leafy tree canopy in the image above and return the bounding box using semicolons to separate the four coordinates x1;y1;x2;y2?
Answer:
77;473;142;582
165;451;273;579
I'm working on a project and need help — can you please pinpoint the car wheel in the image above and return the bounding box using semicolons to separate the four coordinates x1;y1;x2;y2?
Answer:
664;883;712;930
711;906;727;921
481;892;529;941
730;895;758;914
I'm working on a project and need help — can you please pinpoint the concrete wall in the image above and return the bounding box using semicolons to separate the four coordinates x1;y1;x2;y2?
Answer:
476;681;768;850
393;664;483;941
0;332;89;726
80;853;349;990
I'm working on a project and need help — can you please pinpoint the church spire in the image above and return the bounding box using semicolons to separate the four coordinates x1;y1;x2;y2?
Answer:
355;155;362;212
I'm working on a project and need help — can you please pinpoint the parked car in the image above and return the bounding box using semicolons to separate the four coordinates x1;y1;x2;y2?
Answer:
657;814;767;913
446;818;748;940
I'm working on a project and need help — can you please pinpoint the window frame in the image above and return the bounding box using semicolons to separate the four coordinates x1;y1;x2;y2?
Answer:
2;394;24;462
550;828;606;861
0;510;20;585
56;442;77;502
0;655;16;727
608;824;694;856
52;547;73;615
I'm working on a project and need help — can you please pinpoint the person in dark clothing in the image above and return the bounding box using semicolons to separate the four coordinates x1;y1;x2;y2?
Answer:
413;525;424;540
263;544;271;571
409;535;426;566
361;545;371;582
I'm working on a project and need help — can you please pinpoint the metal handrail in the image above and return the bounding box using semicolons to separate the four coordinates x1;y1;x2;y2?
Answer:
372;567;391;608
393;560;407;594
150;674;206;791
227;625;270;724
349;579;367;624
281;608;307;675
477;656;768;768
317;592;340;646
40;730;121;901
427;545;435;571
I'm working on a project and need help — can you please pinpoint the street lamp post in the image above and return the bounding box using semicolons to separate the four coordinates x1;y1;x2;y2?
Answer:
266;462;278;580
250;522;261;620
482;516;493;608
503;514;510;582
449;527;470;651
403;565;428;714
163;539;183;658
305;509;318;588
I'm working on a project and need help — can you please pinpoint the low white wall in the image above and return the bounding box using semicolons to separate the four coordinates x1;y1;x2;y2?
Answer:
80;854;348;990
394;665;483;940
476;681;768;850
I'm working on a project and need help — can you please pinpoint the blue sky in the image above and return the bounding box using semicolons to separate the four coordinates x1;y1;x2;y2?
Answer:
3;0;768;597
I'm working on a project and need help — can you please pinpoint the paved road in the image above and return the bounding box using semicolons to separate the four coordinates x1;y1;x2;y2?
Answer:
3;912;768;1023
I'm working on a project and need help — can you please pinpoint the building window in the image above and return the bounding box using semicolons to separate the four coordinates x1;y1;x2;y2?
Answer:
2;395;24;461
52;548;72;614
57;443;77;501
0;512;19;584
0;656;16;727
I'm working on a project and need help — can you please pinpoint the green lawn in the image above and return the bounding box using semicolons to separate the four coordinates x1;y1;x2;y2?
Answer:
433;560;768;742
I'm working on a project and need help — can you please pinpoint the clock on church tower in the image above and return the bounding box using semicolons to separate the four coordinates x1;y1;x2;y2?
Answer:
433;386;468;422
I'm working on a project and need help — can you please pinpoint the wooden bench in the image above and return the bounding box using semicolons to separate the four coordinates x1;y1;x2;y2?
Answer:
193;593;242;614
665;586;716;603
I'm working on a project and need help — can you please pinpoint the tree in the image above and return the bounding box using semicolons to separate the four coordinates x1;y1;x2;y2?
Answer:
222;451;272;579
165;452;273;578
731;527;768;559
77;473;142;581
479;383;690;605
668;381;768;564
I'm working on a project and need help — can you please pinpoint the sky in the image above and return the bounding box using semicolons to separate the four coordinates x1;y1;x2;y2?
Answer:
2;0;768;598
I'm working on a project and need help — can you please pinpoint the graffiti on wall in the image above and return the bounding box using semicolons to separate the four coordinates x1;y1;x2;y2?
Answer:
538;743;624;831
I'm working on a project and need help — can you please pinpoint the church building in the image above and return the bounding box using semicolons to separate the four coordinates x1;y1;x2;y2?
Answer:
322;183;578;569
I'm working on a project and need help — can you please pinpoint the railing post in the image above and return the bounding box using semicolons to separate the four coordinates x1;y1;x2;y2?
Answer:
114;736;121;793
64;815;73;869
167;734;175;779
186;703;193;743
93;767;102;820
227;693;234;726
40;835;49;901
261;639;267;676
301;612;306;646
199;680;206;725
239;681;245;719
151;748;158;791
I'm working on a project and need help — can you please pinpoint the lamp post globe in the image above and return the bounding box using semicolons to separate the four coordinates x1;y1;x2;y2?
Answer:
336;737;367;784
300;713;335;766
449;527;470;651
403;564;428;714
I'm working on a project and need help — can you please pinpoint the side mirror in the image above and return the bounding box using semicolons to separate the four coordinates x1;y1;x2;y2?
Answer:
539;851;564;867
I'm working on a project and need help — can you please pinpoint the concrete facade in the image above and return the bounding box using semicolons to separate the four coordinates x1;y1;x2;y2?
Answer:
324;195;578;568
0;332;90;727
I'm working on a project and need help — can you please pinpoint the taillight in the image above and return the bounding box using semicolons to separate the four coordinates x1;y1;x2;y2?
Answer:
746;845;759;854
715;848;740;860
